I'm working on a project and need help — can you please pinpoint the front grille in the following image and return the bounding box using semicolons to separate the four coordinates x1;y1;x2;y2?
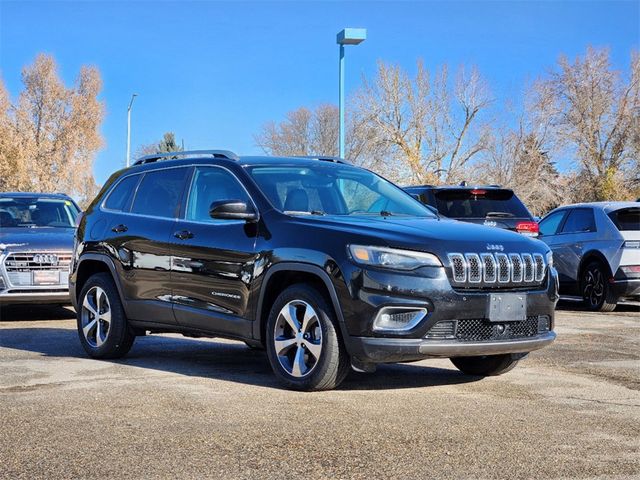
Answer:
448;252;546;289
3;252;71;287
426;316;548;342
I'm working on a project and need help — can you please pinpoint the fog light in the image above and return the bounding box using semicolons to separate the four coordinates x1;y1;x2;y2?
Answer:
537;315;550;333
373;307;428;332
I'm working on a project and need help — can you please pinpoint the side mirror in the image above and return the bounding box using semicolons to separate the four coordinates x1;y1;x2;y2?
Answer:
209;200;258;222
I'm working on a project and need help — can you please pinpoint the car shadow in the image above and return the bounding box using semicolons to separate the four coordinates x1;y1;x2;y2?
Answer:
0;327;481;391
556;299;640;313
0;304;76;322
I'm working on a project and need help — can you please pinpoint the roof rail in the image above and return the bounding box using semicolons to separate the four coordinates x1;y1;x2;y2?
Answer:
133;149;240;166
292;155;350;164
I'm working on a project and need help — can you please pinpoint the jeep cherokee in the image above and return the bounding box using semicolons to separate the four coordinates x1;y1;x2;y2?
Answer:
70;150;558;391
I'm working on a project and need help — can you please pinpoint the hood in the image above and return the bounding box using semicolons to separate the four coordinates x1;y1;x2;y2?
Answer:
290;214;549;256
0;227;75;253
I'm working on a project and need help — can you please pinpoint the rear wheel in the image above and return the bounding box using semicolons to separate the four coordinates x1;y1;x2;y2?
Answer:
77;273;135;359
451;354;520;376
265;284;350;391
581;261;617;312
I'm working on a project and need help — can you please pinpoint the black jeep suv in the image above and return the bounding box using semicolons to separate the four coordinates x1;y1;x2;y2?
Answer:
404;184;540;237
70;150;558;391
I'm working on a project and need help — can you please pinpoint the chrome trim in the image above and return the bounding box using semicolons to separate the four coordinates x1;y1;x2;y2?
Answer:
496;253;510;283
509;253;523;283
465;253;482;283
448;251;547;288
533;253;545;282
448;253;466;283
522;254;534;282
372;306;429;333
418;331;556;357
134;149;240;165
480;253;497;283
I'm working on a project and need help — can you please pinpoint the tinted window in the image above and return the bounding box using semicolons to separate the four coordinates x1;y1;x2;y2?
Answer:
185;167;251;222
608;207;640;231
104;174;140;211
561;208;596;234
131;168;188;218
433;189;531;219
539;211;566;236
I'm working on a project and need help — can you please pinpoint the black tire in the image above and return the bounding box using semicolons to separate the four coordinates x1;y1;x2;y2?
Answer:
450;354;520;376
265;284;350;391
76;273;135;359
581;261;617;312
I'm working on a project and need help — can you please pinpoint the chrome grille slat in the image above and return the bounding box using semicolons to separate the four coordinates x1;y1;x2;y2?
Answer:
448;251;546;289
3;252;71;287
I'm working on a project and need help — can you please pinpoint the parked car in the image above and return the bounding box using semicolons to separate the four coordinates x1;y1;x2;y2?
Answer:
0;192;80;305
538;202;640;311
404;184;540;237
70;150;558;391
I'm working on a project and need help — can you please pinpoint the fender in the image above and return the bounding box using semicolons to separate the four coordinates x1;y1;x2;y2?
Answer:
72;253;126;310
253;262;351;346
579;250;613;280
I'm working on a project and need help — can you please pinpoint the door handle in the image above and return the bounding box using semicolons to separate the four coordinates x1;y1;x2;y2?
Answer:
174;230;194;240
111;224;128;233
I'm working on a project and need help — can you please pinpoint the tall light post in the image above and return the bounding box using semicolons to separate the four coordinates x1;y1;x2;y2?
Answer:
126;93;138;167
337;28;366;159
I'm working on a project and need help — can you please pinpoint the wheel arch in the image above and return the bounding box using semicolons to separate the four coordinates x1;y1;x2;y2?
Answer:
73;254;126;308
579;250;614;282
254;263;348;347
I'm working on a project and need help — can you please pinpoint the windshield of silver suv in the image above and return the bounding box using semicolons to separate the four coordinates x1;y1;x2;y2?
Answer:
0;197;79;228
248;163;436;217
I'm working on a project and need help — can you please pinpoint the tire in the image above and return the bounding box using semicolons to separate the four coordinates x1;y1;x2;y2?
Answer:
450;354;520;376
77;273;135;359
581;261;617;312
265;284;350;391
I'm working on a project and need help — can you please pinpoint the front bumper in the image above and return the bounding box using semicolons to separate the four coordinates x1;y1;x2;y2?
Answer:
0;290;71;305
349;331;556;363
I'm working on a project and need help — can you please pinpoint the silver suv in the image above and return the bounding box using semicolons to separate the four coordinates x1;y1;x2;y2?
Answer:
0;192;79;305
538;202;639;311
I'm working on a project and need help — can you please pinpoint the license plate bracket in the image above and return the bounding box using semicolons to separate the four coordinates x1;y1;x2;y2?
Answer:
33;270;60;285
488;293;527;322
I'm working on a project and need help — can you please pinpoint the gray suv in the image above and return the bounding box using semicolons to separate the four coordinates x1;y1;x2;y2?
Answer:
538;202;640;311
0;192;79;305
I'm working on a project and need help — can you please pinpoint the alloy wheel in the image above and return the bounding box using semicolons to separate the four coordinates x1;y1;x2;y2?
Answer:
273;300;323;378
583;267;605;308
81;286;112;348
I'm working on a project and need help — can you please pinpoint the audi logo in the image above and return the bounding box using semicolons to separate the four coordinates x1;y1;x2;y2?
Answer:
33;254;59;266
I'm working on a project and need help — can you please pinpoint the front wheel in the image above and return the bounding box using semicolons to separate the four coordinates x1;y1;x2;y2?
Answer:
451;354;520;376
265;284;350;391
581;261;618;312
77;273;135;359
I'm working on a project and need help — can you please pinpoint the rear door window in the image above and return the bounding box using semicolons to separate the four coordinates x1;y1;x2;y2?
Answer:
131;168;189;218
608;207;640;231
104;174;140;212
433;189;530;218
560;208;596;234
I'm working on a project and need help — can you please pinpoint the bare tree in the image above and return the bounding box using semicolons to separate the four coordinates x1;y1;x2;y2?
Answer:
135;132;184;159
354;60;492;185
0;54;104;206
543;47;640;200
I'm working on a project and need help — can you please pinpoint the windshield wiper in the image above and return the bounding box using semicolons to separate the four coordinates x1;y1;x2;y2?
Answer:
284;210;325;216
485;212;514;218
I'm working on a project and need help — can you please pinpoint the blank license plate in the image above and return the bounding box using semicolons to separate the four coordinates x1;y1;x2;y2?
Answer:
33;270;60;285
488;293;526;322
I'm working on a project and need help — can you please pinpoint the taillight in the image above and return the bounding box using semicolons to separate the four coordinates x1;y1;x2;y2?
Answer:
516;221;539;237
470;189;486;196
621;265;640;273
624;241;640;249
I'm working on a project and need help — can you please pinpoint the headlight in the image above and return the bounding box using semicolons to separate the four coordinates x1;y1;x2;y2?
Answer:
348;245;442;270
545;250;554;268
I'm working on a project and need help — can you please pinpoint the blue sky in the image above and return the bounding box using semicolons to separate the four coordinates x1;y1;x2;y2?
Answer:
1;0;639;185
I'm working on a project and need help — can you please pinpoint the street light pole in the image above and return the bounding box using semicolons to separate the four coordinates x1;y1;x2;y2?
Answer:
336;28;366;159
126;93;138;167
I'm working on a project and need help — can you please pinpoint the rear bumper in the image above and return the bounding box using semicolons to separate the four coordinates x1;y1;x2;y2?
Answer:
349;331;556;363
0;291;71;305
611;279;640;299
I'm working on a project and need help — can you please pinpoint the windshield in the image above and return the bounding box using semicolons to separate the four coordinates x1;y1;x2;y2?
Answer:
433;189;531;218
247;164;435;218
0;197;79;228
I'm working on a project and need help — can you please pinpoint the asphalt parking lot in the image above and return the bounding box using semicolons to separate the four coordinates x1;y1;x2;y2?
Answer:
0;303;638;479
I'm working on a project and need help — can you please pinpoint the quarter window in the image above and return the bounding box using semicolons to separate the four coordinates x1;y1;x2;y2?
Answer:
104;174;140;212
185;167;251;223
131;168;188;218
561;208;596;234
